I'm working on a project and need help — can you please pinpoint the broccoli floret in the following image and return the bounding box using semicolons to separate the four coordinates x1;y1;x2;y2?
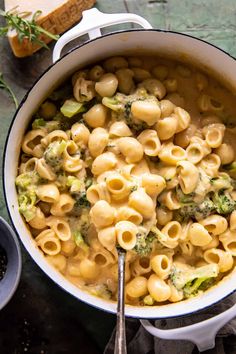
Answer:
143;294;155;306
102;89;153;132
85;177;93;189
16;172;44;192
45;120;62;133
195;198;216;219
176;197;215;222
224;162;236;178
18;191;37;222
67;176;82;193
60;99;86;118
102;96;123;112
170;264;219;298
73;191;90;208
176;189;236;221
176;186;195;205
16;173;32;190
134;229;156;256
123;100;148;131
213;191;236;215
72;210;90;240
52;112;73;131
88;284;112;300
73;230;89;252
32;118;46;129
43;140;67;170
210;175;232;190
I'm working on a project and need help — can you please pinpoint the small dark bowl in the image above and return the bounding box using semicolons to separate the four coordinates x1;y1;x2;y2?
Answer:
0;217;22;310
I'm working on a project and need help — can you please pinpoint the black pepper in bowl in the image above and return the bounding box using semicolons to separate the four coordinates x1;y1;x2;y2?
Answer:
0;245;7;281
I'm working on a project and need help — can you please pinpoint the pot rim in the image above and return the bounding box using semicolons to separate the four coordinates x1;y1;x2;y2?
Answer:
3;28;236;319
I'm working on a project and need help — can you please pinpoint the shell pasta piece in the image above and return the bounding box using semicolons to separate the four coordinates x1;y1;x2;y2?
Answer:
115;221;138;250
50;194;75;216
147;274;171;302
91;152;117;175
117;137;143;163
128;188;155;219
36;184;60;203
35;229;61;256
90;200;116;228
204;248;233;272
28;207;47;229
151;255;172;279
189;223;212;247
137;130;161;156
46;216;71;241
126;276;148;298
158;142;186;165
106;173;130;201
98;226;116;251
131;100;161;126
22;129;46;157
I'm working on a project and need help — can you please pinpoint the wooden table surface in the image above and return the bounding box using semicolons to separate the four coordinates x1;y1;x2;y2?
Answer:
0;1;236;353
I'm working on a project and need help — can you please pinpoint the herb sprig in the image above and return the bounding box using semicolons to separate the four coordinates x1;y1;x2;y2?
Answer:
0;7;59;48
0;72;18;108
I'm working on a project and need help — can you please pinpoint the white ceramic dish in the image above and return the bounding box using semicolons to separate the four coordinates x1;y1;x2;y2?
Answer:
3;9;236;349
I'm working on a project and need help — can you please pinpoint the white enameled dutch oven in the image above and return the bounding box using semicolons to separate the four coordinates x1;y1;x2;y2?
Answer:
3;8;236;351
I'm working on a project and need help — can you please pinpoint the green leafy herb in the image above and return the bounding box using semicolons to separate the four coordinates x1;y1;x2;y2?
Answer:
0;72;18;108
0;7;59;48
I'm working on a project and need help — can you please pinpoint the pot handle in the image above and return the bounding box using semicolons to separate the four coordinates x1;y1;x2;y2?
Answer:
52;8;152;63
140;301;236;352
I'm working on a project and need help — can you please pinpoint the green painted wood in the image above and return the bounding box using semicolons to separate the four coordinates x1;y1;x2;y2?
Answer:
0;0;236;351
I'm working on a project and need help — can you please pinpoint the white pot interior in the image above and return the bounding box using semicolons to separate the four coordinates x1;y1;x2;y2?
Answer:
4;30;236;319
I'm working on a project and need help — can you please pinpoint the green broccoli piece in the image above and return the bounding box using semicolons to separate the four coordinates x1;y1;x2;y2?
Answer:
210;175;232;190
85;177;93;189
16;172;44;193
44;120;62;133
143;294;155;306
134;229;156;256
224;162;236;179
18;191;37;222
170;264;219;298
70;191;90;216
88;284;112;300
32;118;46;129
102;96;123;112
60;99;86;118
44;140;67;170
176;197;215;222
73;191;90;208
124;106;149;132
52;112;73;131
176;186;195;205
102;89;153;132
15;173;32;190
213;191;236;215
73;230;89;252
195;198;216;219
67;176;82;193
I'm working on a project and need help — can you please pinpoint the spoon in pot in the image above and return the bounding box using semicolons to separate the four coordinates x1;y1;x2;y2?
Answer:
114;247;127;354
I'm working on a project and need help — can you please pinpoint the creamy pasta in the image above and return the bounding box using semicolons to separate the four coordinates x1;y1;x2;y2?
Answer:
16;55;236;306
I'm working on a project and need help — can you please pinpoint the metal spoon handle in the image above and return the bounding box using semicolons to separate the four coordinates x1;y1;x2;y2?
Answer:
114;250;127;354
